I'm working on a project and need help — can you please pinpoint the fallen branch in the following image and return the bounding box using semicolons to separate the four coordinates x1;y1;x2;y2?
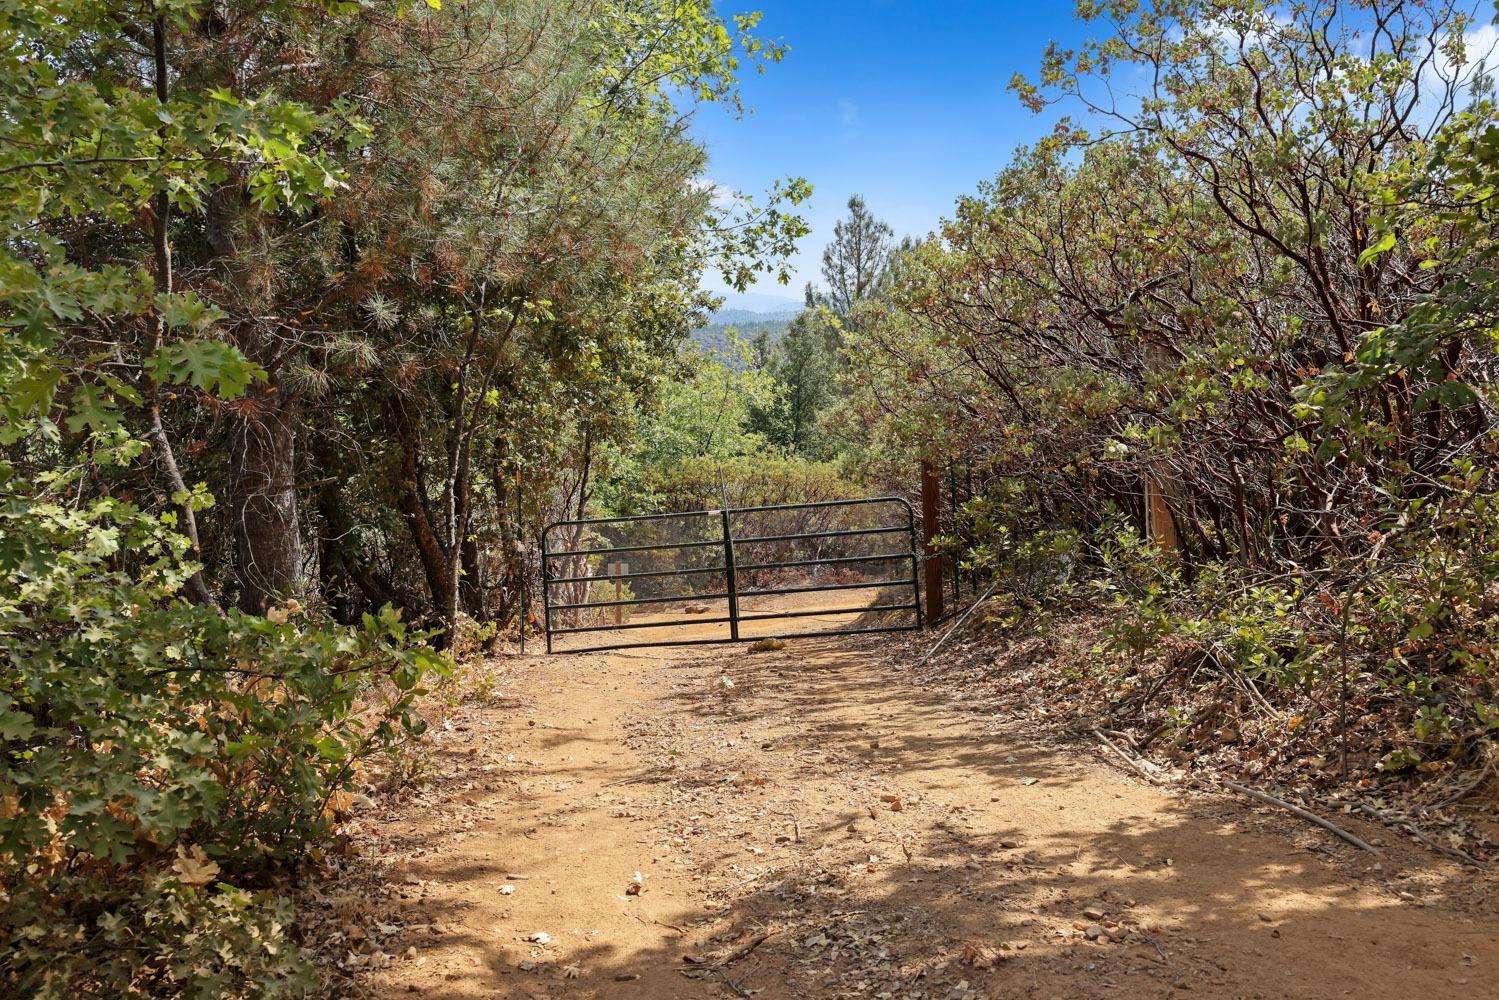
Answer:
771;809;801;843
1094;729;1172;786
629;911;687;935
914;580;1000;669
1326;798;1488;870
713;968;754;997
1431;749;1497;809
720;867;777;892
1222;780;1378;853
714;928;778;968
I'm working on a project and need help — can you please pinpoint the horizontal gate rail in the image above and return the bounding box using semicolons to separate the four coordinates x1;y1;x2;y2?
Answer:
547;564;726;586
546;537;724;559
727;496;899;514
551;507;722;527
739;578;914;598
736;602;919;623
539;495;924;654
549;590;734;613
553;622;915;656
737;552;911;572
550;614;734;636
732;525;907;545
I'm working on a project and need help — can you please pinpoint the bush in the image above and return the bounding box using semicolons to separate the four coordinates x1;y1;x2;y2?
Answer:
1076;481;1499;775
0;467;447;997
5;877;312;1000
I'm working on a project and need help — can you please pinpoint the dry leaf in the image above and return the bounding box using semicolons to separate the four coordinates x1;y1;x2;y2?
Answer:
172;844;220;886
960;940;1003;969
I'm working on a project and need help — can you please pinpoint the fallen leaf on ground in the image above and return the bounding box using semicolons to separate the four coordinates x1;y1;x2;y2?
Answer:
960;940;1005;969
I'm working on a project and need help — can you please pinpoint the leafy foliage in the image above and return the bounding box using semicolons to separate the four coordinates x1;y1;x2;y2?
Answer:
844;0;1499;781
0;455;445;996
1;0;815;989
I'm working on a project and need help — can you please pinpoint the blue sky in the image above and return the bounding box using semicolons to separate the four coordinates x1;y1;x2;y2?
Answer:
693;2;1092;302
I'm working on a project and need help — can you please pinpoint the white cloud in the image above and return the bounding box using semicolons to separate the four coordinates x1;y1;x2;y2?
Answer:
689;176;739;210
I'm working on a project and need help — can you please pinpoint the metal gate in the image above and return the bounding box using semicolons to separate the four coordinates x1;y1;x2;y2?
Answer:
539;497;924;654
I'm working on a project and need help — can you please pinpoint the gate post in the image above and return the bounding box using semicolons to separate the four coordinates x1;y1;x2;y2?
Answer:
720;508;740;641
920;461;944;623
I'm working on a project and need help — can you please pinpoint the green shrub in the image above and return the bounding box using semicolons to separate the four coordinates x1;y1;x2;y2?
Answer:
0;466;447;997
1076;477;1499;772
5;876;312;1000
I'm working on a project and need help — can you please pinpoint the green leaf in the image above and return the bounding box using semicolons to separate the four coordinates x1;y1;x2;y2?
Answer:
145;340;266;400
64;383;122;434
0;709;35;741
1357;231;1397;268
155;292;227;332
313;735;348;762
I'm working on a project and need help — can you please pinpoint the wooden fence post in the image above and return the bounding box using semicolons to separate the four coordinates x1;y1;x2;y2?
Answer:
1142;341;1180;554
1145;475;1179;552
920;460;944;623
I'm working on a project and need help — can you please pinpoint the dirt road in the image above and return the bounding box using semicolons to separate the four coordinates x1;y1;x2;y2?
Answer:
359;629;1499;999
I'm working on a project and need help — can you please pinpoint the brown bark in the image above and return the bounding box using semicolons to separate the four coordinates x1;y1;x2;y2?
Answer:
230;386;303;614
460;514;484;619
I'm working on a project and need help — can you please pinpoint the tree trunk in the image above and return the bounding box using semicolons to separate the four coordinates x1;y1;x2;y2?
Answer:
231;386;304;614
387;394;456;633
145;13;217;610
460;512;484;619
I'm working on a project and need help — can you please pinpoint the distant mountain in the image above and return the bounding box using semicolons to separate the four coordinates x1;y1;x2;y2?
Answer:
690;290;804;366
710;289;805;316
710;307;801;327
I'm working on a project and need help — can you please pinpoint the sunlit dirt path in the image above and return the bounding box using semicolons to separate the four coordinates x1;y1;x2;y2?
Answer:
364;622;1499;1000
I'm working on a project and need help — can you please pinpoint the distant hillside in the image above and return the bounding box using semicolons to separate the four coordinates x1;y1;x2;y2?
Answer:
711;307;801;326
692;296;803;366
691;317;793;365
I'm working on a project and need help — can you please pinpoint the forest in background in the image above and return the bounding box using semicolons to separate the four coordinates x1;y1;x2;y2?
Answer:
9;0;1499;995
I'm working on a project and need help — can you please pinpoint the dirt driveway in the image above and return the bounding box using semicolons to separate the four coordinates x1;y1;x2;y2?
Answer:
356;628;1499;1000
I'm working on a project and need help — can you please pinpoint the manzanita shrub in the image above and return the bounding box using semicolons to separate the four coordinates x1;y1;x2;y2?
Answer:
837;0;1499;789
0;457;448;998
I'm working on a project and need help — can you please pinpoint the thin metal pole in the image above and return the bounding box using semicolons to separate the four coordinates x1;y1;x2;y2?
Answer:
916;579;999;668
613;562;623;625
721;507;740;642
966;467;978;593
907;497;925;630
